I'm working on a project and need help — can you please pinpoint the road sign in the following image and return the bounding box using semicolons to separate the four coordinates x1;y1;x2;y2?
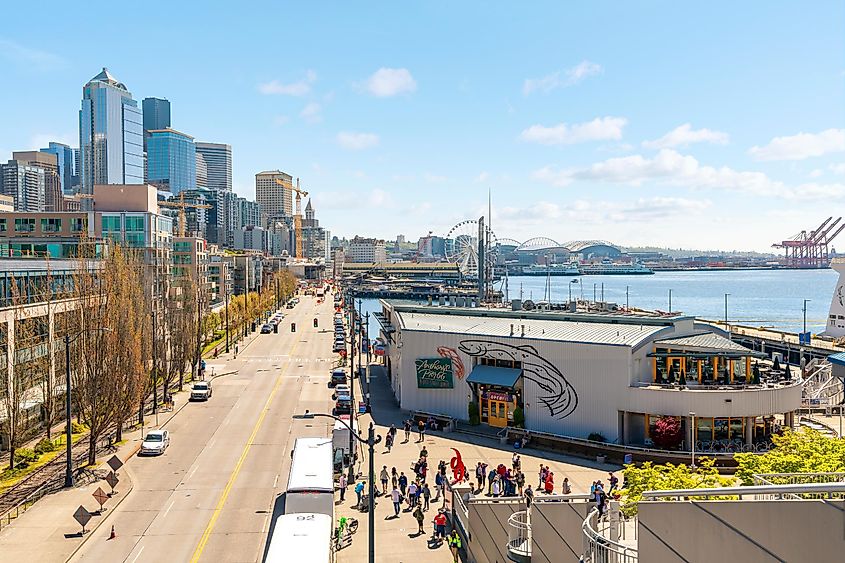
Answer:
93;487;108;511
73;505;92;530
799;331;812;345
105;471;119;492
107;455;123;472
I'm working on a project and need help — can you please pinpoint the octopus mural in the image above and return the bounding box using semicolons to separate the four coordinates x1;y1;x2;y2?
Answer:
458;339;579;420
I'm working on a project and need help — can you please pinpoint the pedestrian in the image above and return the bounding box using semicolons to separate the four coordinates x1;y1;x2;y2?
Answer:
391;486;401;517
404;420;411;442
355;480;365;507
385;432;393;452
590;480;597;502
562;477;572;497
524;484;534;508
608;472;619;494
434;471;444;500
422;482;431;511
475;462;483;491
214;347;219;359
487;468;496;495
538;464;545;489
434;509;448;540
380;465;389;494
516;470;525;496
418;419;426;442
448;529;462;562
413;504;425;534
492;476;501;497
512;452;521;471
391;467;398;490
544;471;554;494
399;472;408;495
420;446;429;460
389;423;397;440
339;472;347;502
408;481;418;507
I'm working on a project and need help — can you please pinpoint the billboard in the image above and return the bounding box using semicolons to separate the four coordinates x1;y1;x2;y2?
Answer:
415;357;454;389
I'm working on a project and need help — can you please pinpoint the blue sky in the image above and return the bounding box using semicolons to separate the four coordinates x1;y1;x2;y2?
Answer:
1;1;843;251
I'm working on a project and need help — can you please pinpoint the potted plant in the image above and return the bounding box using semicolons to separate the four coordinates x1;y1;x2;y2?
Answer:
468;401;480;426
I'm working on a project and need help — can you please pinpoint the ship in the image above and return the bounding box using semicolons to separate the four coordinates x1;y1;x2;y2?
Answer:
521;263;582;276
579;259;654;275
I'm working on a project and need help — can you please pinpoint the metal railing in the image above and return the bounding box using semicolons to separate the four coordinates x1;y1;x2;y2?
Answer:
582;507;638;563
506;510;531;561
751;472;845;499
641;482;845;502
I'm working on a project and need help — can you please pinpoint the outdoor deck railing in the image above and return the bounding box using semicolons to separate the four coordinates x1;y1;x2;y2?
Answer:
582;507;638;563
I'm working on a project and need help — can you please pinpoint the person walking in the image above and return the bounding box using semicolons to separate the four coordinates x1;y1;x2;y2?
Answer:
413;503;425;534
418;419;426;442
391;485;402;517
448;529;462;562
491;475;501;497
434;471;444;500
487;468;496;495
385;432;394;452
399;472;408;495
434;509;448;540
404;419;412;443
544;471;555;494
562;477;572;497
422;482;431;511
475;462;484;492
355;480;365;508
524;484;534;508
391;467;398;490
516;470;525;496
380;465;389;494
339;472;348;502
512;452;521;471
407;481;418;508
538;464;545;489
608;472;619;494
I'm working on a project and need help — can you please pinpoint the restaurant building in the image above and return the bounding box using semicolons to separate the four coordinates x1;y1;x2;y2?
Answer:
378;301;801;449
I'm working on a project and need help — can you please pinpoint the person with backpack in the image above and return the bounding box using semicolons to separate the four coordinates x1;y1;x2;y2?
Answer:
413;503;425;534
354;481;365;508
380;465;389;494
422;482;431;511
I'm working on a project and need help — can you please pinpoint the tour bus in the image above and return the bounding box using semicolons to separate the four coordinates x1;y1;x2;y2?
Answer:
264;512;332;563
285;437;334;517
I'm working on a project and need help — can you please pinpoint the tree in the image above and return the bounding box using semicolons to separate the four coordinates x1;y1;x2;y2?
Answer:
620;458;734;515
652;416;684;450
734;428;845;485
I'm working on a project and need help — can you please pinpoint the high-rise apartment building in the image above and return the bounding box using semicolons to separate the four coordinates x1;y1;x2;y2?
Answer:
236;197;261;229
196;152;207;188
40;142;78;194
11;151;62;211
233;225;265;252
195;142;232;192
78;68;144;206
1;160;46;211
146;129;196;194
347;236;387;263
255;170;293;227
142;97;171;134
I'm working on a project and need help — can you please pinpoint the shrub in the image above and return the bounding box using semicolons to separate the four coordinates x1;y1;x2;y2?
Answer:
620;458;733;515
734;428;845;485
468;401;480;426
71;422;87;434
588;432;606;443
34;438;57;455
14;448;39;467
652;416;684;450
512;406;525;428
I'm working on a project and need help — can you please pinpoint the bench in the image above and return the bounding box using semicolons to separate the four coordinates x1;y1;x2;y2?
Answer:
412;410;456;432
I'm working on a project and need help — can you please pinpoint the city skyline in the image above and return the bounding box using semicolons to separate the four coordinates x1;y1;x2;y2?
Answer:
0;2;842;250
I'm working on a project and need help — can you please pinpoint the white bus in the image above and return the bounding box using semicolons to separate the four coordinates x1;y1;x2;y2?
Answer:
265;513;332;563
286;437;334;517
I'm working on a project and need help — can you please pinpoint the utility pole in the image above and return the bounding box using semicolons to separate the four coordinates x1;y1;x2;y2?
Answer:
668;289;673;314
224;285;230;353
626;285;629;310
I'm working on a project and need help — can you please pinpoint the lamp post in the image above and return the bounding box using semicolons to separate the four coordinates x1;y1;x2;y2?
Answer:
689;411;696;469
348;297;356;483
724;293;730;338
668;289;673;314
625;285;629;311
63;327;112;488
801;299;811;372
295;411;381;563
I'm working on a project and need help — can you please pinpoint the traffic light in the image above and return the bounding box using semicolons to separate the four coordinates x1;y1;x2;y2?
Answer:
313;318;319;328
291;322;296;332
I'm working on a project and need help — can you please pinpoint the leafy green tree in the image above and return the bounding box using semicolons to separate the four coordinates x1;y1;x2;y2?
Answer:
620;458;734;515
734;428;845;485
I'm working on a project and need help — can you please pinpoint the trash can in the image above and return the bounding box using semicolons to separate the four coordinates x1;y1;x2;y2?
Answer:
251;321;257;332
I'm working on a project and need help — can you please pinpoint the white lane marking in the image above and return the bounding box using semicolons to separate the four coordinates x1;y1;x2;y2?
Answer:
187;464;199;480
273;474;279;488
129;546;145;563
163;500;175;519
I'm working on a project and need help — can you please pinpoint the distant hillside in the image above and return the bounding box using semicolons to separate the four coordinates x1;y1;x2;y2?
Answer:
622;246;778;259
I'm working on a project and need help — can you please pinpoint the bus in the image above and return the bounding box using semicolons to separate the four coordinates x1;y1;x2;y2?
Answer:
286;437;334;517
265;513;332;563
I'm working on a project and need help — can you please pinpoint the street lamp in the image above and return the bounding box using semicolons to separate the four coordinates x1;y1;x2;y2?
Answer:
724;293;730;338
668;289;673;314
801;299;811;372
689;411;696;469
294;410;381;563
63;327;112;488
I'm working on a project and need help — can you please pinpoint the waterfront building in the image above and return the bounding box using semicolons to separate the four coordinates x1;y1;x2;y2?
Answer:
146;128;197;194
196;152;208;188
40;142;78;194
255;170;293;227
195;142;232;192
233;225;266;252
379;302;799;447
78;68;144;205
142;97;171;135
347;236;386;263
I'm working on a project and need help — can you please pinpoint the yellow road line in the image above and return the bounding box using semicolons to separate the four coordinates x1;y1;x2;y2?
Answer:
189;339;299;563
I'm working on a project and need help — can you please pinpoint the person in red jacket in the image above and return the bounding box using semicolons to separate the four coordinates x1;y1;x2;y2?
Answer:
544;471;555;494
433;509;448;540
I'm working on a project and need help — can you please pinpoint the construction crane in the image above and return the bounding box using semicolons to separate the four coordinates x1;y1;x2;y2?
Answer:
158;192;211;238
274;177;309;258
773;217;844;268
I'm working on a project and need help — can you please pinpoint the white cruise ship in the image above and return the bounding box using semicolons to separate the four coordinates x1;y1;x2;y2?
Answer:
521;263;582;276
579;259;654;275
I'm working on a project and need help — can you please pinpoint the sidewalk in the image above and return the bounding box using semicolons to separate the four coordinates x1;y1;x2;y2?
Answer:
335;364;615;562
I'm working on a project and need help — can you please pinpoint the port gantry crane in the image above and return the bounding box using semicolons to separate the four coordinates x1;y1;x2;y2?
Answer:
274;177;309;259
158;192;212;238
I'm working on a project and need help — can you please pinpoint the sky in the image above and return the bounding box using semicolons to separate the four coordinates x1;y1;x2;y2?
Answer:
0;1;843;252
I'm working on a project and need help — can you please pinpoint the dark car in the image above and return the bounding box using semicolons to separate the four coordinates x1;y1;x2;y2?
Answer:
330;369;347;387
260;324;273;334
333;396;352;416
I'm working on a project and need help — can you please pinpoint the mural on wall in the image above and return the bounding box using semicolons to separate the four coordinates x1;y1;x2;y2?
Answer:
458;339;579;419
436;346;466;379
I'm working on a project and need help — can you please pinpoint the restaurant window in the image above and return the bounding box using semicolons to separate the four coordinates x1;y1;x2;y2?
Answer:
479;357;521;369
697;417;713;442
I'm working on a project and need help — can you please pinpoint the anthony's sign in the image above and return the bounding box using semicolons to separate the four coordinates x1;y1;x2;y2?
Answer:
415;357;454;389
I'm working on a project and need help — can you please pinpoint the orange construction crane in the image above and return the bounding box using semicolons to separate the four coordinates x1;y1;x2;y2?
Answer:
274;177;309;258
158;192;211;238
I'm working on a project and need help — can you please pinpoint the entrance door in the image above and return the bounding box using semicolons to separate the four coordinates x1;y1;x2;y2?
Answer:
488;400;508;428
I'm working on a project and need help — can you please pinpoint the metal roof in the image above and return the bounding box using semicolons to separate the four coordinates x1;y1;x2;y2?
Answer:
654;333;751;353
466;365;523;387
395;310;668;347
828;352;845;366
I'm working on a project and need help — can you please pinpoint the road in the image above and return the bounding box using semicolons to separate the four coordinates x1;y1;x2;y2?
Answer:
70;294;339;563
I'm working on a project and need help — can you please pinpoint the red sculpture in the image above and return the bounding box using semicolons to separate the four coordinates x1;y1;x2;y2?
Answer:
450;448;467;483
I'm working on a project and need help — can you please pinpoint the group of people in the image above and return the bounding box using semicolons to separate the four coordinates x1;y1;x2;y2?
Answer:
473;453;530;498
590;472;619;517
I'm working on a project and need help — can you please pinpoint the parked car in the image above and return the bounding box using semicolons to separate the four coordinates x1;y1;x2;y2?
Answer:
333;396;352;416
334;383;350;396
261;324;273;334
190;380;212;401
330;368;347;387
140;429;170;456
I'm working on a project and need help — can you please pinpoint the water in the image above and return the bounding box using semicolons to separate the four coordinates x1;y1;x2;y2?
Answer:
356;269;838;335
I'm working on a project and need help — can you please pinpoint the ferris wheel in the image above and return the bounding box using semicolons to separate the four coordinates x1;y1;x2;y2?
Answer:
445;219;497;277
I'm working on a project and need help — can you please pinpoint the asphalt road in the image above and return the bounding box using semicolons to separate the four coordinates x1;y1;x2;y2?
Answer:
69;294;339;563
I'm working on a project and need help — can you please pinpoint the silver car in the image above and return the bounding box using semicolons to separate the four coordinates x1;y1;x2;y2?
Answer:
140;429;170;456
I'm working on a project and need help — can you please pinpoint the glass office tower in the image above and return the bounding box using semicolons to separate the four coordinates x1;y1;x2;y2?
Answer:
142;97;171;133
146;129;197;195
78;68;144;206
40;142;76;194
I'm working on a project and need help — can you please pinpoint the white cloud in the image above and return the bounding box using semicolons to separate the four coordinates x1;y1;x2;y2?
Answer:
520;117;627;145
336;131;379;150
364;68;417;97
749;128;845;161
300;102;322;123
257;70;317;96
809;168;824;178
475;172;490;183
643;123;729;149
830;163;845;175
610;197;711;221
531;148;845;200
0;39;65;70
522;60;602;95
368;188;391;207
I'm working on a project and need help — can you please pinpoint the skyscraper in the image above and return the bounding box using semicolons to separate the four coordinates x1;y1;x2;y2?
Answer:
142;97;171;133
196;152;208;188
78;68;144;206
11;151;62;211
40;142;77;194
255;170;293;227
146;128;196;194
195;142;232;192
235;197;261;229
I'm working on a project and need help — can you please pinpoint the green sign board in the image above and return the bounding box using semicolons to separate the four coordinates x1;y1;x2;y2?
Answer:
415;357;454;389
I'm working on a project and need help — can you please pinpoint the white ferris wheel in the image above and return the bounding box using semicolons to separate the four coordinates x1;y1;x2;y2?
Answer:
445;219;497;277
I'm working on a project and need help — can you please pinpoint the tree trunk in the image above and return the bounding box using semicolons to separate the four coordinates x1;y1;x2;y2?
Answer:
9;445;15;470
115;421;123;442
138;399;144;426
88;432;97;466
